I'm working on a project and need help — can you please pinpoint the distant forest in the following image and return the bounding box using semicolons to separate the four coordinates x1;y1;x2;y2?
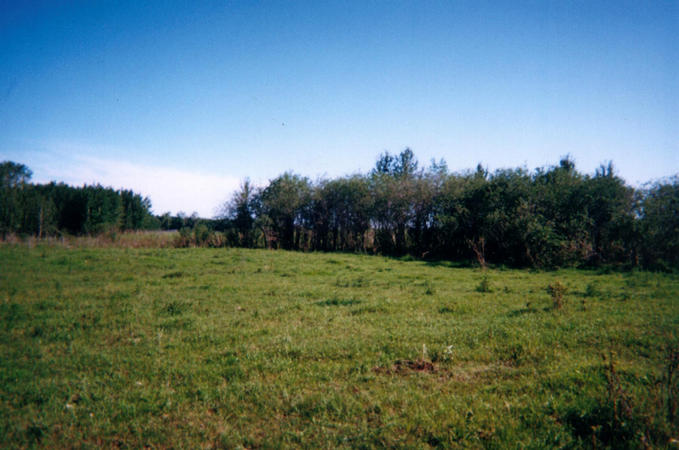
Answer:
0;161;158;237
2;151;678;270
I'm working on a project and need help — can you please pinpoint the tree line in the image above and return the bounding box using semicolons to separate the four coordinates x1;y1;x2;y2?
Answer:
218;149;678;270
0;161;158;237
2;152;677;270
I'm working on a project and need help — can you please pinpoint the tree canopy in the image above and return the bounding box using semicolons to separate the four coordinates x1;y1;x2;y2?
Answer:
217;150;677;270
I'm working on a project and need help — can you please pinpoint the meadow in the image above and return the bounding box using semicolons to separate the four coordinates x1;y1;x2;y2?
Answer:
1;245;678;448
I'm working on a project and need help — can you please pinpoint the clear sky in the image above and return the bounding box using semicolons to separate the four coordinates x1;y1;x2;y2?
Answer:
1;0;677;217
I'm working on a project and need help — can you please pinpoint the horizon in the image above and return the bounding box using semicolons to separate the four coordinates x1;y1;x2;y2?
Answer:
1;1;677;216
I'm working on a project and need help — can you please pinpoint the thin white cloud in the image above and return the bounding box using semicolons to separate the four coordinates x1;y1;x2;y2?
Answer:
27;151;239;217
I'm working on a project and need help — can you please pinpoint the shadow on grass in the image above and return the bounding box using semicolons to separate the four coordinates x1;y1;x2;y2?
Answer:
507;306;552;317
315;298;362;307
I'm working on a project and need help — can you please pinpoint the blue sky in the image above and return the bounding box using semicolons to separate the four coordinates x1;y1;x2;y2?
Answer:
1;0;677;216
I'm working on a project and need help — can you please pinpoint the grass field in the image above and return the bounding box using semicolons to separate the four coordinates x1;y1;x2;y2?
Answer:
1;246;678;448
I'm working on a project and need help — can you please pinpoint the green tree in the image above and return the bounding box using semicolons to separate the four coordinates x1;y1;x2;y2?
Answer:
0;161;33;236
83;185;123;234
639;176;679;269
223;179;257;247
312;176;371;252
120;189;153;231
369;149;421;255
583;163;636;265
258;173;312;250
0;161;32;188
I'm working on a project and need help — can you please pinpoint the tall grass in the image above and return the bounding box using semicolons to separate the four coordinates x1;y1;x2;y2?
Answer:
1;230;179;249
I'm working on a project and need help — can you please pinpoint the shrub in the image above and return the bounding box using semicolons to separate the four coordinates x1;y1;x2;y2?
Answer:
193;224;210;245
174;227;193;248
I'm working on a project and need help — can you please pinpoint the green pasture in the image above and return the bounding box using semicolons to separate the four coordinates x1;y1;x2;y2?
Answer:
1;246;677;448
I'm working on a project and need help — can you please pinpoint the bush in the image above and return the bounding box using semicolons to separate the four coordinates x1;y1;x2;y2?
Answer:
174;227;193;247
193;224;210;245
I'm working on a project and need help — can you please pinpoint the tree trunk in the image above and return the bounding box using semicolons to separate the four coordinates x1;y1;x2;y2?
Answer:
468;236;487;269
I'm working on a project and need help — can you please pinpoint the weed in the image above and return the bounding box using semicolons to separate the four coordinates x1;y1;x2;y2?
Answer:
162;271;184;279
350;306;381;315
584;282;600;297
666;345;679;426
424;280;435;295
602;353;636;438
476;275;493;293
163;300;189;316
443;345;454;361
547;281;568;309
160;317;194;330
351;277;369;288
54;279;62;294
561;353;650;447
427;344;455;363
25;421;47;444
